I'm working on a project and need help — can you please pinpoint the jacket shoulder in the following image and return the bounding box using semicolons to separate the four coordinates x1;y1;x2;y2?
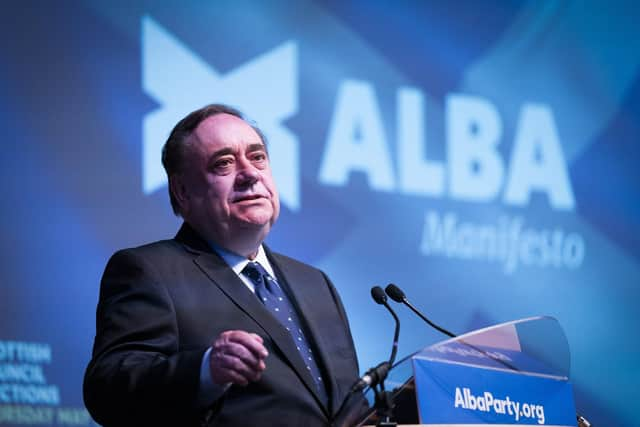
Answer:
108;238;186;263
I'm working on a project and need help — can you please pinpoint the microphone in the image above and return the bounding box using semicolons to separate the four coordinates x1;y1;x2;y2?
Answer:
385;283;456;338
371;286;400;364
350;286;401;393
350;361;392;393
336;286;407;425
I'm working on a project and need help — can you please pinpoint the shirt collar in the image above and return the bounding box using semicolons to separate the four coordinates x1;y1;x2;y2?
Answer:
208;242;276;278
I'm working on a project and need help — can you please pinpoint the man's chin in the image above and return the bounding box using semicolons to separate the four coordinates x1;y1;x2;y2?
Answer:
231;213;275;229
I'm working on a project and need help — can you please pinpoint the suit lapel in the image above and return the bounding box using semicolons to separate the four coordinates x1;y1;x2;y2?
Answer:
267;250;340;414
192;252;273;331
174;224;329;415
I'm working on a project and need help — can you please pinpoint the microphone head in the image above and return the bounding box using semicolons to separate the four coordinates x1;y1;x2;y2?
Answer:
370;286;387;305
385;284;405;302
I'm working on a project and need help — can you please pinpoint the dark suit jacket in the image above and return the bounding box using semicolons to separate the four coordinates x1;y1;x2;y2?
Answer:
83;223;364;426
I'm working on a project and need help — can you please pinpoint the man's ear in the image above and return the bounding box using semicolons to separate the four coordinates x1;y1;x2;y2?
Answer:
169;174;190;215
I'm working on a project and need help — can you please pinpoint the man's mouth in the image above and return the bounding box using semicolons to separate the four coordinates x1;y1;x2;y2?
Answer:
233;194;265;203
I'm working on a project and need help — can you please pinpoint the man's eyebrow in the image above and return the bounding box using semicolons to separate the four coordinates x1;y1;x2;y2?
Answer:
209;144;267;162
246;143;267;153
210;147;234;159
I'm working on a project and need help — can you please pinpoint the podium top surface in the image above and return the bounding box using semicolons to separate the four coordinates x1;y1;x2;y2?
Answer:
411;316;570;380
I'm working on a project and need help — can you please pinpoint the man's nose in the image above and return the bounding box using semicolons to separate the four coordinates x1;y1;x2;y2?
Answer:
235;162;259;187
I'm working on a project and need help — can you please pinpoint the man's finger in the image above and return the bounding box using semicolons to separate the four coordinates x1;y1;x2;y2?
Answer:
214;340;265;370
212;351;263;384
209;330;269;386
221;330;269;359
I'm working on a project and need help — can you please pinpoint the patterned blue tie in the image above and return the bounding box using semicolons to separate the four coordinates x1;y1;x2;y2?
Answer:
242;261;328;404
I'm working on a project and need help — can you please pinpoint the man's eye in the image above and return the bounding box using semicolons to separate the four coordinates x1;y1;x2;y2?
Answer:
251;152;267;162
214;158;234;170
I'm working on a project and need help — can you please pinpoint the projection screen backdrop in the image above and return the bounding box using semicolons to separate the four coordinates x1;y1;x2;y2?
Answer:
1;1;639;426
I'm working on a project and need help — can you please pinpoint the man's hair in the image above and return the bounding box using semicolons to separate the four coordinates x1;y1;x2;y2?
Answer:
161;104;267;215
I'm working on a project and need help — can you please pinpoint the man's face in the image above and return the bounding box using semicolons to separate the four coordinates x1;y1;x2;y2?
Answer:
174;113;280;249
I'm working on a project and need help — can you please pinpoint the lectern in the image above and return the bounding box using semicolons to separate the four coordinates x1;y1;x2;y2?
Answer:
353;316;577;426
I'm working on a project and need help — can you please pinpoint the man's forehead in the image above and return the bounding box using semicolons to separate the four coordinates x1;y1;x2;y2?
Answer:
191;114;263;149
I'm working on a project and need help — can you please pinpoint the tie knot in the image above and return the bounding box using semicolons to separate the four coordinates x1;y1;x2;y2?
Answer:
242;261;269;285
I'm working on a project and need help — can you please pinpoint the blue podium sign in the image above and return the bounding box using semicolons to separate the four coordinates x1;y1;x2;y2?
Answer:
412;356;577;426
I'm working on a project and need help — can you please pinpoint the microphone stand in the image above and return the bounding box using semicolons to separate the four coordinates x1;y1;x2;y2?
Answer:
336;287;401;427
372;377;396;427
370;286;400;427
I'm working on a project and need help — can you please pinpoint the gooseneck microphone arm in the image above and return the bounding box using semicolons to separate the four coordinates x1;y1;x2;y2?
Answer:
335;286;402;425
385;283;456;338
371;286;400;364
369;286;401;426
349;286;401;394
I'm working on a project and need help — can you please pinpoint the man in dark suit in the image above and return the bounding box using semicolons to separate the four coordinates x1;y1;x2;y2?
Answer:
83;105;366;426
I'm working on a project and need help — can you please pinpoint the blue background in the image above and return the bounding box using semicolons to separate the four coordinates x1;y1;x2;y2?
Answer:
1;1;638;426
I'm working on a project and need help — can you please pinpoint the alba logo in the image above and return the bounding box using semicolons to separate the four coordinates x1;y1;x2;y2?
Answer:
139;15;583;274
141;16;300;211
141;16;575;214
